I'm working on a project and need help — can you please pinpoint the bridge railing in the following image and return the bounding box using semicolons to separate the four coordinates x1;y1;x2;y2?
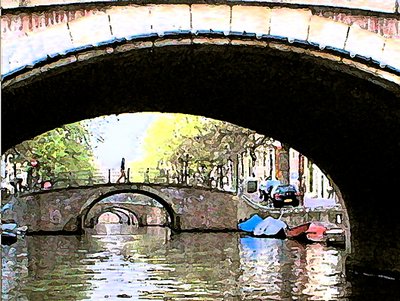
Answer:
1;166;237;196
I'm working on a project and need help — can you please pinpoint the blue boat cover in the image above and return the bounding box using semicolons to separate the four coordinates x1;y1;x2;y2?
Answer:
238;214;264;232
253;216;287;236
1;223;17;231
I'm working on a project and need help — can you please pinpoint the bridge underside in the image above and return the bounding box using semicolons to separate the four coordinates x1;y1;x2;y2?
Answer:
2;43;400;277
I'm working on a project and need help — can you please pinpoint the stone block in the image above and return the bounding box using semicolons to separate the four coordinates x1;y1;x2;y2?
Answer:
1;39;16;75
68;13;112;49
345;24;385;62
2;35;44;74
26;23;73;57
149;4;191;35
308;15;349;50
191;4;231;35
381;38;400;71
270;8;312;42
231;5;271;37
107;6;152;39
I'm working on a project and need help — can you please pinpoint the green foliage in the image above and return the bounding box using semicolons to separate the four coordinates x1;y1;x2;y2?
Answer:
132;113;268;179
7;123;95;181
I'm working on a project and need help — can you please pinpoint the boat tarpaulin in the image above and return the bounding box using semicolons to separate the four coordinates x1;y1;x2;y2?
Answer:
238;214;263;232
253;216;287;236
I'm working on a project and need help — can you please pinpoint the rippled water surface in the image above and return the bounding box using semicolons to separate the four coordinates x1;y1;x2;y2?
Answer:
2;225;398;300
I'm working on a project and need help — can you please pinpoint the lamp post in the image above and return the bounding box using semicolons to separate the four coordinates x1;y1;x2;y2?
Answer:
265;138;275;178
179;153;190;185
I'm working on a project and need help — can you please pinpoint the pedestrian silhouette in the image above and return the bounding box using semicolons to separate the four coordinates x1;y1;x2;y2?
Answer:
116;158;127;183
144;168;150;183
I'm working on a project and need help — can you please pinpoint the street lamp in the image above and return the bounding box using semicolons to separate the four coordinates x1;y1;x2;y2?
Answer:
265;138;275;178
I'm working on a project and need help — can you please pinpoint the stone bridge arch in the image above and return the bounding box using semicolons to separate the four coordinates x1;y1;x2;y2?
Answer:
2;3;399;91
79;188;177;230
8;183;238;234
2;0;400;278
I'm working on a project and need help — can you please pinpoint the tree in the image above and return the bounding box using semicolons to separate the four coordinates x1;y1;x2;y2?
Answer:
5;122;96;186
133;113;271;188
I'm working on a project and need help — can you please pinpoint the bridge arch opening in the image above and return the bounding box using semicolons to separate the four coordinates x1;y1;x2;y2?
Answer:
88;203;165;228
99;207;140;226
87;204;142;227
96;207;138;225
80;190;176;231
97;211;122;224
1;24;400;277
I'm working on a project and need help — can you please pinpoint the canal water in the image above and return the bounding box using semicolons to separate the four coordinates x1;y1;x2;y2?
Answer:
2;225;398;300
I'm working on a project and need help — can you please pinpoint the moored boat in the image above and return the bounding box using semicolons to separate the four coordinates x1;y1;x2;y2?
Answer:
1;223;28;246
286;221;345;246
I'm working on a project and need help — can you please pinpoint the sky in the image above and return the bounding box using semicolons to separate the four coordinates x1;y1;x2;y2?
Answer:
86;113;158;169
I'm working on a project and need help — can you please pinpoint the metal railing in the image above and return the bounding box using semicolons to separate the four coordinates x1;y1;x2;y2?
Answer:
1;166;237;196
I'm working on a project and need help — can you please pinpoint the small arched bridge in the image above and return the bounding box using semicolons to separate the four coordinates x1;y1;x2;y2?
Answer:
7;183;240;233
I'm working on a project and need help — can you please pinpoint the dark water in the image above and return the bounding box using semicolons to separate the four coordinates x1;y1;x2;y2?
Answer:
2;225;399;300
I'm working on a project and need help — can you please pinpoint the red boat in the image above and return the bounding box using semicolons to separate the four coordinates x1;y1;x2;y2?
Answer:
286;222;345;246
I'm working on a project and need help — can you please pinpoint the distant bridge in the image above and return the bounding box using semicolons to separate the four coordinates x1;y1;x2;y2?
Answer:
4;181;346;237
5;183;239;232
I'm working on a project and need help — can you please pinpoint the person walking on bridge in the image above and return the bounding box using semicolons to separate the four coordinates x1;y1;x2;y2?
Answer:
116;158;127;183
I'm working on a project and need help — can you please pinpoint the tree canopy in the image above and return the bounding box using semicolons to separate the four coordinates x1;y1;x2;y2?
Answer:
131;113;270;183
6;122;95;182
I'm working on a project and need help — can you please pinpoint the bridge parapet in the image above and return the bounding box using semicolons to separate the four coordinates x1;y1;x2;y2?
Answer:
3;166;235;197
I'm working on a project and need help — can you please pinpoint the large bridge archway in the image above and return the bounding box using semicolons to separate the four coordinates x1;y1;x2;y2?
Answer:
2;1;400;277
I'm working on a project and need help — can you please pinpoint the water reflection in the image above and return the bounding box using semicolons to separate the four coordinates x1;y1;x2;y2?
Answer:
1;227;396;300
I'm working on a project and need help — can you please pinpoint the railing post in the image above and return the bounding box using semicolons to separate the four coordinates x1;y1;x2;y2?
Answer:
108;169;111;184
127;168;130;183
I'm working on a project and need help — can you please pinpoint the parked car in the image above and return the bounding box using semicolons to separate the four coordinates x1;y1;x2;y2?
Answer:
270;184;301;208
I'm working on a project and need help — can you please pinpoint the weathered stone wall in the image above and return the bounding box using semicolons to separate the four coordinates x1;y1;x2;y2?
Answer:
237;196;346;228
160;187;238;230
